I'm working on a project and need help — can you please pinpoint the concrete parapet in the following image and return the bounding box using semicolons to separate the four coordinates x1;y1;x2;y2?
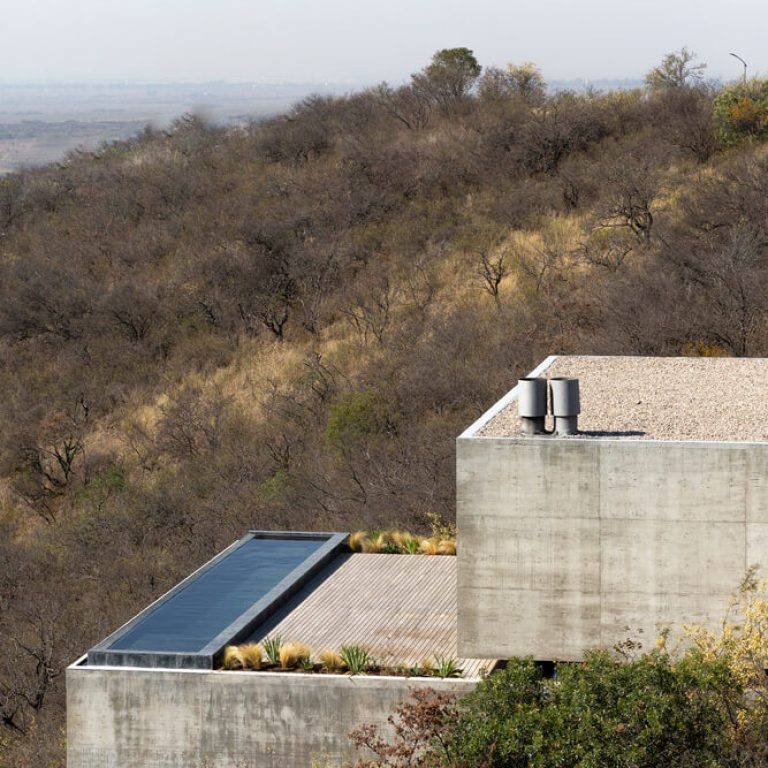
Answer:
67;665;477;768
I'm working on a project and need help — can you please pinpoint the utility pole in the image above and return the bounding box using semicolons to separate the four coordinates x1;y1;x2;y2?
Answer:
730;52;748;86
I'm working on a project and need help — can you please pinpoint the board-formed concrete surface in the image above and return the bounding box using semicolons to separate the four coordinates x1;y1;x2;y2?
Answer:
67;665;477;768
458;355;768;661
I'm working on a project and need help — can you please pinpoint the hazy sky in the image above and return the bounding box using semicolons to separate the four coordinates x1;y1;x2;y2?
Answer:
3;0;766;85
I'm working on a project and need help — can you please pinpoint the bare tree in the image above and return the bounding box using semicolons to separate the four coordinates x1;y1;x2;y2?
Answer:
479;62;546;105
403;255;438;314
645;47;707;91
341;274;394;345
663;225;768;357
578;229;634;272
9;397;89;523
376;83;432;132
157;386;232;460
653;86;718;163
476;248;507;300
597;155;662;246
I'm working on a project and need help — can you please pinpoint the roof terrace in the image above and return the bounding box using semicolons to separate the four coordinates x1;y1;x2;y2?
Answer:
86;530;492;678
249;552;493;679
476;355;768;442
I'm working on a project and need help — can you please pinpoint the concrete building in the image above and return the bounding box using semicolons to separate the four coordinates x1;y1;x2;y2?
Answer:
67;532;492;768
457;355;768;661
70;353;764;765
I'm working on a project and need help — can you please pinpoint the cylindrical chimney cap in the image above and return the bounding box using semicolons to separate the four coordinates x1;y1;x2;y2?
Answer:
518;378;547;418
550;377;580;417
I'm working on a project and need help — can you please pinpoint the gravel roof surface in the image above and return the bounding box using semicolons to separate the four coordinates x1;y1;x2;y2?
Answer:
478;355;768;442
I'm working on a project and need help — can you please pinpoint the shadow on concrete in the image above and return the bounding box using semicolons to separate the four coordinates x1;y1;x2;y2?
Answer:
578;430;646;437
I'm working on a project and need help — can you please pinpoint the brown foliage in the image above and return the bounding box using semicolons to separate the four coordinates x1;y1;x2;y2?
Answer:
0;62;767;766
349;687;458;768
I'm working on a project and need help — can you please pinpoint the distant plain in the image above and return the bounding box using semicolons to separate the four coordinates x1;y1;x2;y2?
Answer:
0;81;358;173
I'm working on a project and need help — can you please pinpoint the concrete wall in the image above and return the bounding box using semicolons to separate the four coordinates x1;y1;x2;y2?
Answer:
457;436;768;661
67;665;476;768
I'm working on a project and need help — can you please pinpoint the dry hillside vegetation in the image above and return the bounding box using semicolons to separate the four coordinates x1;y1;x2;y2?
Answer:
2;48;768;765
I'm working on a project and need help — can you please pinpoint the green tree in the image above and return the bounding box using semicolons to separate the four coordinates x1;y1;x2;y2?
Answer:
645;47;706;90
419;47;482;108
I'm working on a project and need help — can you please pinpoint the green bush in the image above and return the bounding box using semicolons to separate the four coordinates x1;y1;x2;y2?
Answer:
355;651;741;767
714;78;768;145
258;468;288;501
452;651;735;768
324;390;397;449
73;464;126;505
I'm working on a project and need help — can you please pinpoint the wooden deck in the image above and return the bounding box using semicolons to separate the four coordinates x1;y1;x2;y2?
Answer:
249;553;495;678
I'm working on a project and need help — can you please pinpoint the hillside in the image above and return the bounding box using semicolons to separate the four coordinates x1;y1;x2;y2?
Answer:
2;51;768;765
0;81;354;173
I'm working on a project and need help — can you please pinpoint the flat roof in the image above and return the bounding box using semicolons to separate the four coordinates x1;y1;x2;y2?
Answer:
477;355;768;442
248;553;495;679
86;534;495;677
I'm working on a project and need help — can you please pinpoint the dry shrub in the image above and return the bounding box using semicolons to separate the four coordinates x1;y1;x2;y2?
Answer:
391;530;421;553
427;511;457;541
318;648;346;673
351;528;455;555
361;536;383;553
419;657;436;675
437;539;456;555
279;640;312;669
239;643;264;670
350;688;458;767
222;645;244;670
419;538;440;555
348;530;368;552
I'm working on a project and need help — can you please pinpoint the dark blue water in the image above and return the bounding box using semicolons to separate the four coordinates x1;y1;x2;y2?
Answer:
109;537;324;653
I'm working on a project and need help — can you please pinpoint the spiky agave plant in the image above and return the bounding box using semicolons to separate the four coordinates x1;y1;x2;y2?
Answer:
340;645;372;675
262;635;282;666
435;656;461;678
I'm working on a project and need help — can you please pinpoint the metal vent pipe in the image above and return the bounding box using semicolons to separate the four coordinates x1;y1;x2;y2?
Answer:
550;377;580;435
517;378;548;435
